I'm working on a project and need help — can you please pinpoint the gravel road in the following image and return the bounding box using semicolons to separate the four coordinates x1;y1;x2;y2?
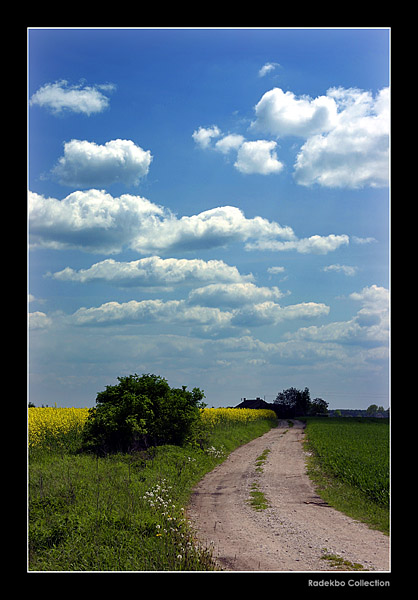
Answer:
187;420;390;572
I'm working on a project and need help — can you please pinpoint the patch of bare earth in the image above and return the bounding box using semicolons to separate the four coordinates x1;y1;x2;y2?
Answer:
187;420;389;572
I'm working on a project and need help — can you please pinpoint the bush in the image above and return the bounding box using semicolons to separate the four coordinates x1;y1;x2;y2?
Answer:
82;373;206;454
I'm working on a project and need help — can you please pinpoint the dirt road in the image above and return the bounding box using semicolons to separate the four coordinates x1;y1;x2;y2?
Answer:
187;420;390;572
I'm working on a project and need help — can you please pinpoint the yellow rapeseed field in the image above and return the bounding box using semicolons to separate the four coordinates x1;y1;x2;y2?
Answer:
28;406;276;448
28;406;90;448
201;407;277;428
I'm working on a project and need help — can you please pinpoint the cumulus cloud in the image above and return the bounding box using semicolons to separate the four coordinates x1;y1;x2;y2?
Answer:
267;266;285;274
130;204;295;254
193;125;283;175
29;311;52;329
50;256;253;288
214;134;245;154
52;139;152;187
252;87;338;138
72;299;232;331
30;80;115;115
231;301;329;327
287;285;389;347
246;234;349;254
323;264;358;276
29;189;347;256
192;125;221;148
28;189;164;254
349;284;388;307
293;87;390;188
71;296;329;332
187;282;284;308
195;85;389;188
258;62;280;77
234;140;284;174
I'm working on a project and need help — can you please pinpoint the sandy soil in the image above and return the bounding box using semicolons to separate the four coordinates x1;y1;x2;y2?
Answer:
187;420;390;572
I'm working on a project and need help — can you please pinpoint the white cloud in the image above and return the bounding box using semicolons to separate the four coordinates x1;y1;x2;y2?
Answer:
30;80;115;115
214;134;245;154
231;300;329;327
72;299;233;332
29;311;52;329
279;302;330;320
323;264;358;276
267;266;285;274
294;87;389;188
352;236;377;245
51;256;253;288
252;87;338;138
70;296;329;332
130;204;296;254
287;285;389;347
192;86;389;188
192;125;221;149
187;282;283;308
29;189;347;256
193;126;282;176
258;62;280;77
349;284;388;307
234;140;284;175
246;233;349;254
52;139;152;187
28;189;165;254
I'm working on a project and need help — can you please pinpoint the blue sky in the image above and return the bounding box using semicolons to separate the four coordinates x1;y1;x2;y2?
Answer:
28;28;390;409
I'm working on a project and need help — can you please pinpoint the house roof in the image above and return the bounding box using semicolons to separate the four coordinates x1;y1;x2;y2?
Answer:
235;398;273;410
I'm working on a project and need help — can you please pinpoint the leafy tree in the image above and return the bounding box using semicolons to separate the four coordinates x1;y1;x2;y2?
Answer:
367;404;385;415
82;373;206;454
309;397;329;416
274;387;311;418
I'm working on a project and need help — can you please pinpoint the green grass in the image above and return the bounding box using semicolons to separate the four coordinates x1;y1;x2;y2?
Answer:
320;550;365;571
29;415;277;571
255;448;271;472
247;448;271;510
247;482;270;511
303;417;389;535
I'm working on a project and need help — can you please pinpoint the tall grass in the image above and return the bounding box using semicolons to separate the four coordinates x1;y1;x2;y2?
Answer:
28;407;277;571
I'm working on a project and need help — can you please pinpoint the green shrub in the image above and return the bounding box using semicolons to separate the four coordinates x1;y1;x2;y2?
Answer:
82;373;206;454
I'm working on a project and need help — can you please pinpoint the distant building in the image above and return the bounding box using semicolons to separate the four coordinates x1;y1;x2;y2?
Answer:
236;397;275;411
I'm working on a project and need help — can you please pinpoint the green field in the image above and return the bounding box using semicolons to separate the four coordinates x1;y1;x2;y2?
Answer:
303;417;390;534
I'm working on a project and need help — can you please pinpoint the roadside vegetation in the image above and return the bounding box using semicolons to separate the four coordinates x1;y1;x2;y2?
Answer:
28;374;277;571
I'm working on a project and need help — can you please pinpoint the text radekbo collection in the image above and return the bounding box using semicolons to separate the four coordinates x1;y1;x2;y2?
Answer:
308;579;390;587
